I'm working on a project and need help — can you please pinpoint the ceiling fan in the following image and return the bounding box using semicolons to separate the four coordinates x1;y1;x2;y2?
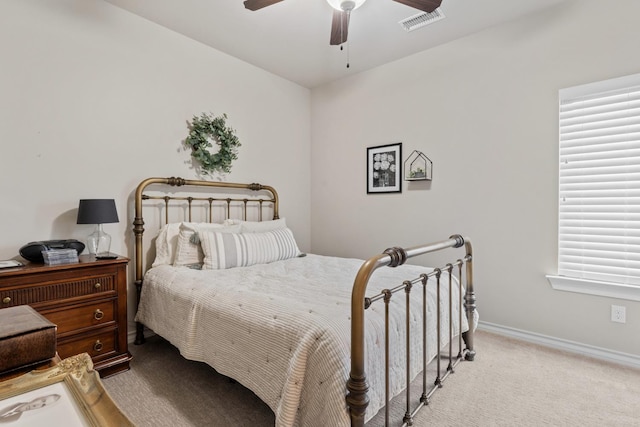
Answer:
243;0;443;46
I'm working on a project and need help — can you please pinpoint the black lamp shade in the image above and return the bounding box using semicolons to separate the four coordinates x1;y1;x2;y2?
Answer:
77;199;119;224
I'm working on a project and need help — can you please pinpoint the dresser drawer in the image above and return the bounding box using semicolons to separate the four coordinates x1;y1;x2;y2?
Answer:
0;274;115;308
42;299;116;336
57;328;117;360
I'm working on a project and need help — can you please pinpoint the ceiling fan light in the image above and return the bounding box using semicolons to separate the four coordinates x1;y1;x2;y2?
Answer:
326;0;367;12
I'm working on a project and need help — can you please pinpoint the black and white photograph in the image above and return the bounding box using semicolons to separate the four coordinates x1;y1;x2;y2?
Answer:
0;382;87;426
367;143;402;193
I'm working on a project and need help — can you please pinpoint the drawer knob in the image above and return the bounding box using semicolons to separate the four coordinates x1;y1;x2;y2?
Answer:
94;309;104;320
93;340;104;352
94;282;101;289
2;297;10;304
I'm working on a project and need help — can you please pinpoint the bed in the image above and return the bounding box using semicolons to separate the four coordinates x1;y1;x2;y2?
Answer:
132;177;477;427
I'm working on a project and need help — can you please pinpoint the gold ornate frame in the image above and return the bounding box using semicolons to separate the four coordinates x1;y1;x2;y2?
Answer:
0;353;133;426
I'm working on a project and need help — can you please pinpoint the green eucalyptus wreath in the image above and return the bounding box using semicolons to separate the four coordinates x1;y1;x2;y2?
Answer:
184;113;241;175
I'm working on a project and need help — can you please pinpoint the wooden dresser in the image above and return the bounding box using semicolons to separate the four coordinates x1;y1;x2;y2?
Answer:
0;255;131;377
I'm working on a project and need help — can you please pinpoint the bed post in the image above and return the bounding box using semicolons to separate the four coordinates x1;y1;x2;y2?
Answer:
133;215;145;345
132;181;147;345
462;238;476;360
347;256;382;427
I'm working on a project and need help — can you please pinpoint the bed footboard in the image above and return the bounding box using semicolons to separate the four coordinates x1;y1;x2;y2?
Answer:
347;235;476;427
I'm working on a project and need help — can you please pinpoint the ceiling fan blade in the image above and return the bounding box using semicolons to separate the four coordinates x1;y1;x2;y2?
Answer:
330;10;349;45
392;0;442;13
243;0;284;11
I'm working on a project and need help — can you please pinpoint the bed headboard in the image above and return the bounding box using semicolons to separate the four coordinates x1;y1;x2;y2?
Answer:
132;176;279;342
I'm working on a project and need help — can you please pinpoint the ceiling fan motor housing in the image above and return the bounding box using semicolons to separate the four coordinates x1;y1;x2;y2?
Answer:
341;1;356;11
326;0;367;12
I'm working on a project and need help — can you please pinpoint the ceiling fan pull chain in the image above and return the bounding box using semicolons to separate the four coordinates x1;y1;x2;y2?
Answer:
345;10;350;68
346;40;350;68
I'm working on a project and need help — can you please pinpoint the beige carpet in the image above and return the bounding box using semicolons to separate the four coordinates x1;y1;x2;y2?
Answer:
102;330;640;426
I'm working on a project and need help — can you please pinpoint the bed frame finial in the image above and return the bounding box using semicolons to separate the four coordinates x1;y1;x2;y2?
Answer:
383;246;408;267
449;234;465;248
167;177;186;186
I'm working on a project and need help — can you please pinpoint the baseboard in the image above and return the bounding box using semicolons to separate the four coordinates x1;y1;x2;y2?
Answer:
478;321;640;370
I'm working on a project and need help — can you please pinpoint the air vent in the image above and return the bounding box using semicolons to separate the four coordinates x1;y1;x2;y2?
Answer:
399;8;445;32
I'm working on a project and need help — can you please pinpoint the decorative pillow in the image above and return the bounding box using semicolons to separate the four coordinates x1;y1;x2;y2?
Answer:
223;218;287;233
151;223;182;267
173;223;240;267
200;227;301;270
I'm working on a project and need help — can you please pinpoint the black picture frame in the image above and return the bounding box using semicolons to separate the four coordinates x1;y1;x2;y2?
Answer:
367;143;402;194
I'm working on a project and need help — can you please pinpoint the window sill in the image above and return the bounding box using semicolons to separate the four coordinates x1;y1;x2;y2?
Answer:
546;275;640;302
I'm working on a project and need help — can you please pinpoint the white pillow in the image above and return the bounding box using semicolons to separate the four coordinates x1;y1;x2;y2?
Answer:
151;223;181;267
200;227;301;270
223;218;287;233
152;221;232;267
173;222;240;267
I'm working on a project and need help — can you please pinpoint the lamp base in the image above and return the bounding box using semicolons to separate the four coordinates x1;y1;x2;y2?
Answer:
96;254;118;260
87;224;111;257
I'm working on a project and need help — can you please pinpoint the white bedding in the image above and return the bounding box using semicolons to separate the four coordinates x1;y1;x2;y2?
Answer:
135;254;470;427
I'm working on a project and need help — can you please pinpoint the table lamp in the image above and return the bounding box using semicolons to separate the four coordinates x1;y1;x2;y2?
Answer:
77;199;119;259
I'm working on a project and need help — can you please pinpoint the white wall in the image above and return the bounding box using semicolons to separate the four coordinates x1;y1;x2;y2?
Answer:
310;0;640;357
0;0;311;332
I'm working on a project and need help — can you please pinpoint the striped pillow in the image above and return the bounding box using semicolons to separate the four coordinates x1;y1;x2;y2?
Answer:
200;228;301;270
173;223;241;267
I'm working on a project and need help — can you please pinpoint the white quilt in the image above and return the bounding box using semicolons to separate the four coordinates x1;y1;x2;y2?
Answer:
135;254;470;427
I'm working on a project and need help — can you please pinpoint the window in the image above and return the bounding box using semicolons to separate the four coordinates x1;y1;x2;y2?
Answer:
547;73;640;301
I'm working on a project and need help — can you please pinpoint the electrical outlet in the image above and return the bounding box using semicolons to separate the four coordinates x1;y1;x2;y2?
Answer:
611;305;626;323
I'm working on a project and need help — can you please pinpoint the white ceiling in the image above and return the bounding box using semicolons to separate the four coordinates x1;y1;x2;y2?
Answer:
103;0;566;88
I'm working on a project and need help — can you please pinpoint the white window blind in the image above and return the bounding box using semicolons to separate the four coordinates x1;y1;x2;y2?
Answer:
558;73;640;287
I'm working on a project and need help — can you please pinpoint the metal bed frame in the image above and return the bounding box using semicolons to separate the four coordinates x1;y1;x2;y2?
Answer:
132;177;476;427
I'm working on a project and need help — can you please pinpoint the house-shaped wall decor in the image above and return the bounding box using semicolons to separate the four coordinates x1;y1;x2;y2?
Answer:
404;150;432;181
